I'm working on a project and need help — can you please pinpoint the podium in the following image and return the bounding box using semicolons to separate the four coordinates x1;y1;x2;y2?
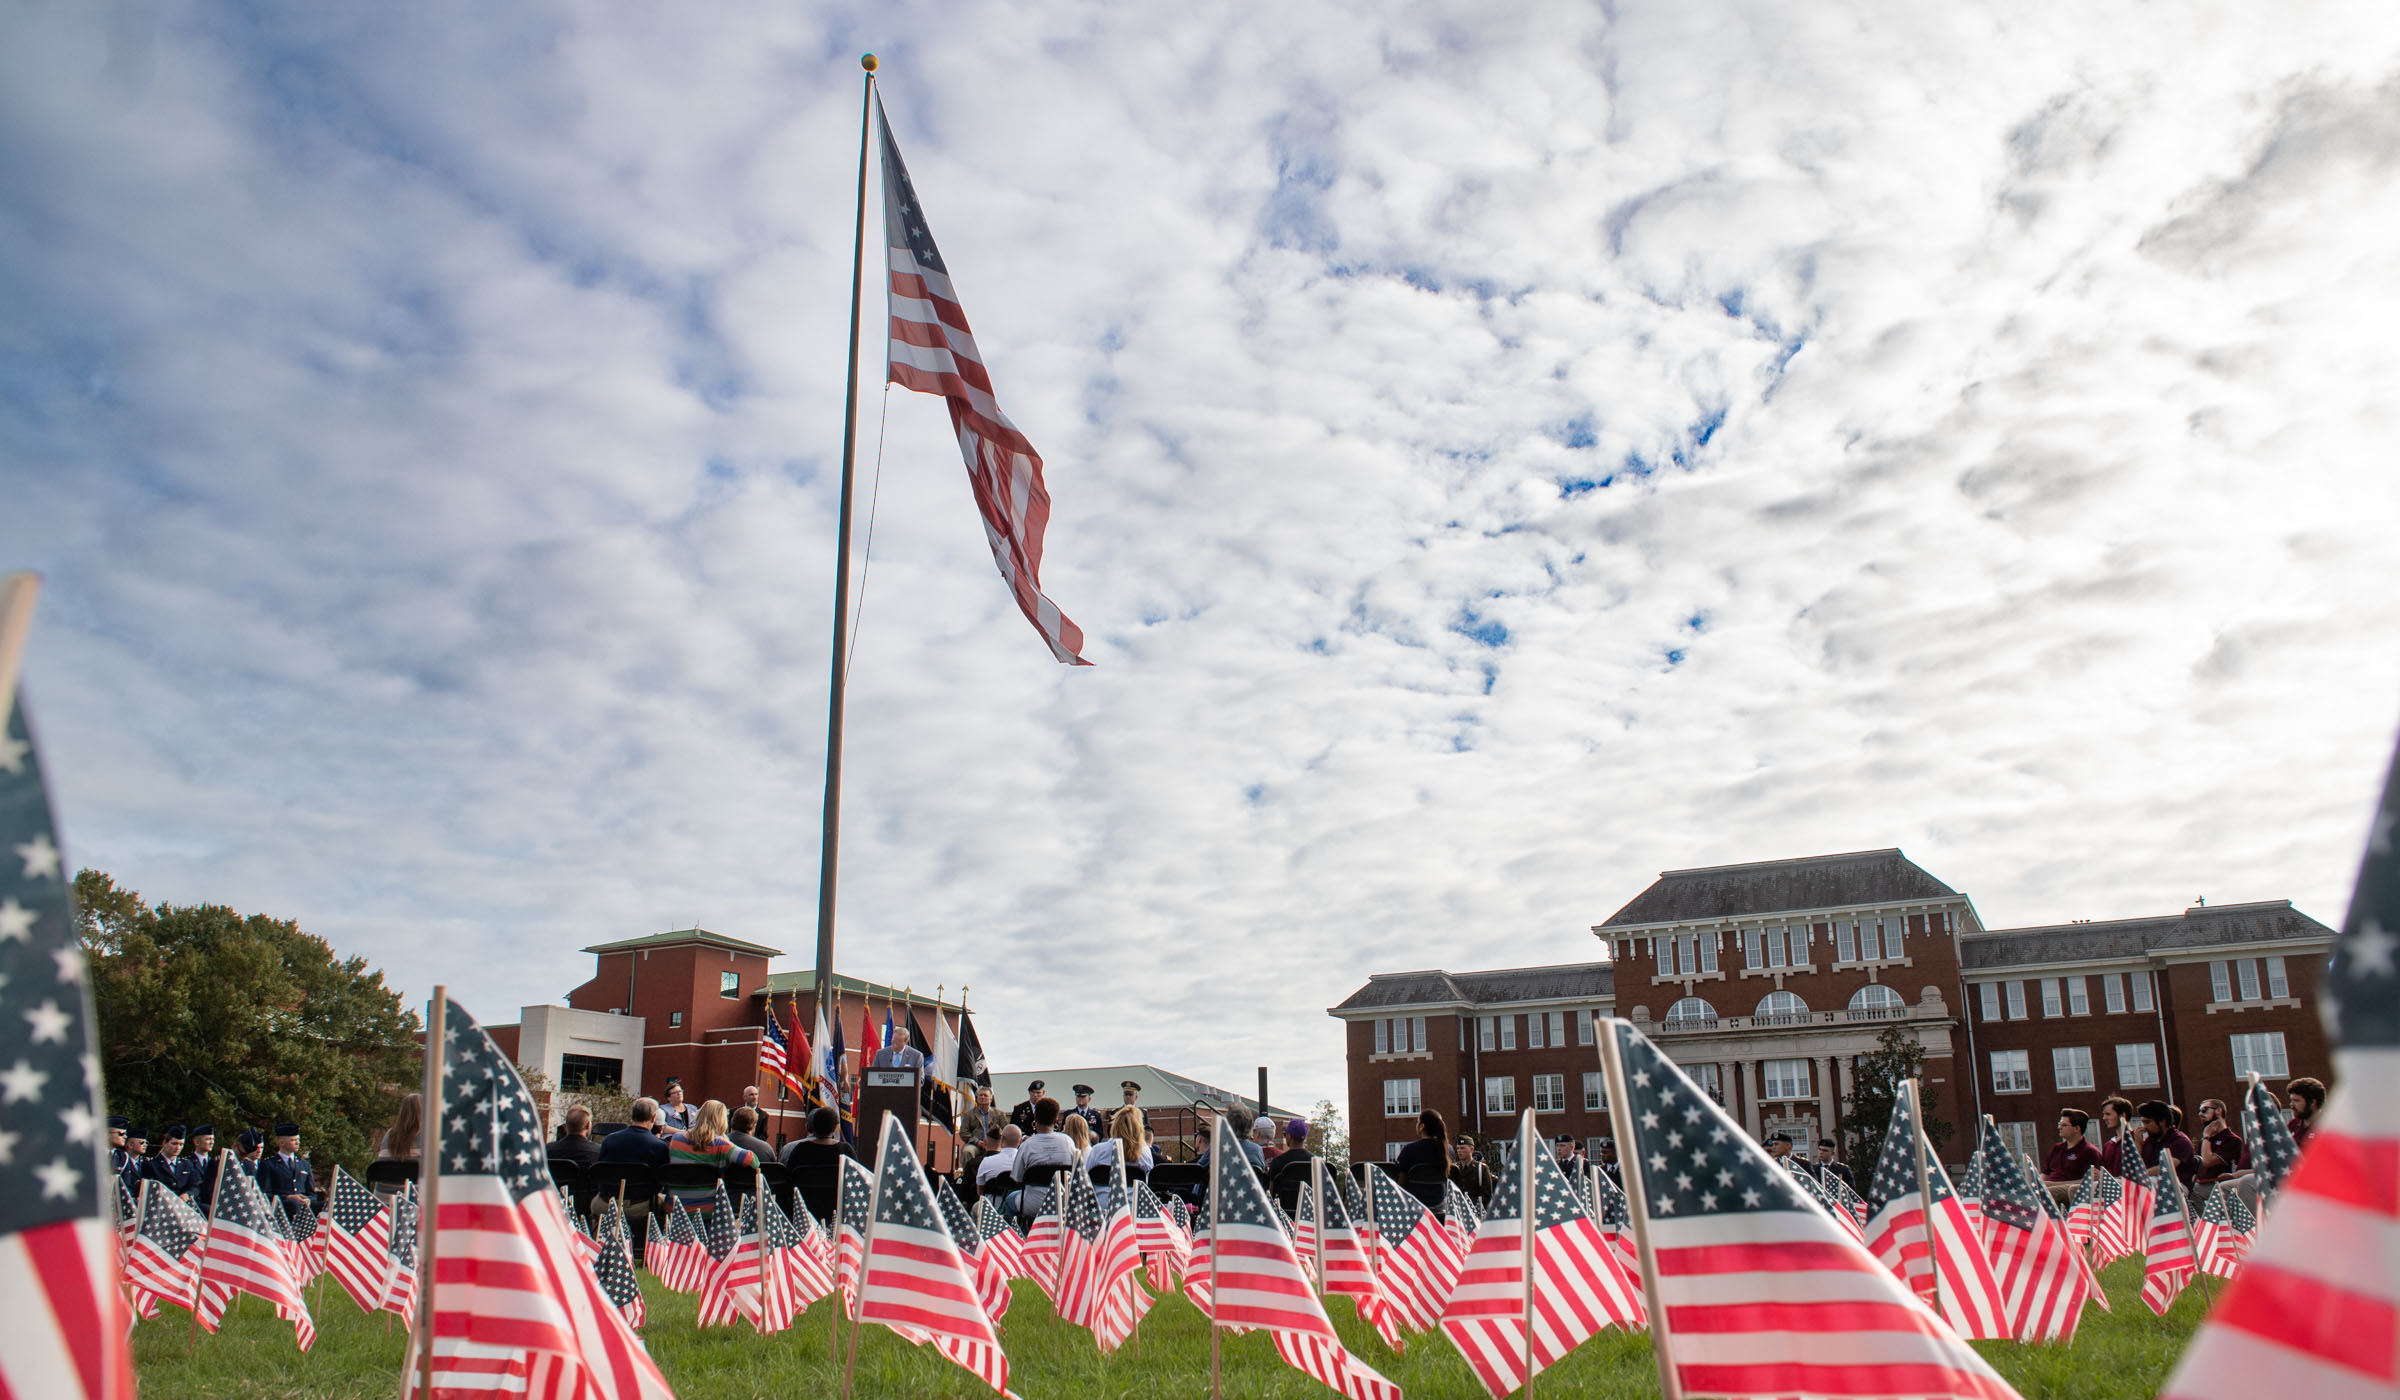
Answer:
858;1062;920;1156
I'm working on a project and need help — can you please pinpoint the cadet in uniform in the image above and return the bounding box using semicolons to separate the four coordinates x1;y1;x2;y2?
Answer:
117;1125;150;1198
258;1121;316;1214
1067;1085;1107;1139
1009;1080;1047;1134
107;1115;133;1180
146;1124;200;1198
189;1124;221;1211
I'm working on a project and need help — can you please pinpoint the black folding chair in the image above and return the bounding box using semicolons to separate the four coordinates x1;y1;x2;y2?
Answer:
584;1163;662;1248
786;1164;840;1224
1146;1163;1204;1206
1014;1161;1066;1226
362;1158;418;1201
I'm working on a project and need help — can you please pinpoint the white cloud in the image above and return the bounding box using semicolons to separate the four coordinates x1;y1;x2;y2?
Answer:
3;1;2396;1114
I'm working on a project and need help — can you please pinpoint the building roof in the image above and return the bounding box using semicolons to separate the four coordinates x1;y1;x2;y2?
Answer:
1328;962;1615;1014
1597;848;1958;928
580;927;785;958
759;969;968;1013
984;1065;1304;1120
1961;900;2336;971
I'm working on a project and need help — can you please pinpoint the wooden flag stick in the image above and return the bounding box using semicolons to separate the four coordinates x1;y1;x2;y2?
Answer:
1519;1109;1536;1397
400;988;447;1400
1310;1156;1327;1299
1597;1019;1684;1400
755;1163;771;1335
840;1123;885;1400
0;571;40;735
1904;1079;1956;1328
1207;1115;1224;1400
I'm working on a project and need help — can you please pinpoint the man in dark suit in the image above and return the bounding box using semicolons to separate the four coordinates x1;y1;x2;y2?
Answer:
598;1099;671;1166
551;1105;602;1170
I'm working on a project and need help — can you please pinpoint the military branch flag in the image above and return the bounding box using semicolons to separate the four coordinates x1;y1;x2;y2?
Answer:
2164;733;2400;1400
877;95;1091;665
1861;1081;2011;1340
2239;1074;2302;1207
0;684;134;1400
853;1113;1016;1397
326;1166;398;1316
2140;1164;2202;1315
1974;1118;2096;1342
1602;1019;2020;1400
1184;1115;1400;1400
2193;1182;2254;1279
193;1150;315;1351
409;996;672;1399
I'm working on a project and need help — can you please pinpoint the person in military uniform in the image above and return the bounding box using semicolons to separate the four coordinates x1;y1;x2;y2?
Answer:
1119;1079;1142;1111
235;1128;267;1177
1067;1085;1106;1138
258;1121;316;1215
107;1115;133;1180
189;1123;221;1211
145;1124;200;1198
117;1125;150;1198
1009;1080;1047;1134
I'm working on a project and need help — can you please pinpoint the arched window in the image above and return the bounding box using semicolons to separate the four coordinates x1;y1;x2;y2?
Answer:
1754;990;1808;1023
1849;983;1904;1017
1664;997;1717;1028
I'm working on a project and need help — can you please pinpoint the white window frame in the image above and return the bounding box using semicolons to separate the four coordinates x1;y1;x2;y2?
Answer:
1665;997;1717;1027
1479;1015;1496;1051
1382;1078;1422;1116
2211;961;2232;1002
1577;1010;1595;1045
1411;1015;1426;1051
1375;1019;1390;1055
1883;918;1905;961
1761;1059;1810;1100
2230;1032;2289;1080
1692;1063;1723;1102
2237;959;2261;1001
1978;982;2002;1022
1582;1071;1607;1111
2103;974;2125;1014
2052;1046;2094;1091
1837;922;1858;963
1756;990;1807;1021
1528;1012;1546;1049
1533;1073;1566;1113
1998;1121;2039;1162
1850;984;1903;1015
2131;970;2154;1013
2040;978;2062;1017
1548;1010;1566;1045
1744;928;1763;968
1697;935;1718;973
1991;1049;2032;1094
1385;1141;1403;1162
2115;1042;2159;1088
1484;1076;1517;1114
2067;977;2089;1016
2266;956;2289;999
1766;928;1787;969
2005;981;2027;1020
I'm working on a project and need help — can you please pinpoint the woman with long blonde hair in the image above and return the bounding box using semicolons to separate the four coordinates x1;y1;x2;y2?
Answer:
1064;1113;1094;1153
666;1099;756;1211
1085;1105;1153;1198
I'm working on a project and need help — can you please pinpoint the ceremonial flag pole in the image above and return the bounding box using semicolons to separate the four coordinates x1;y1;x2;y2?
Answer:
1596;1018;1684;1400
809;51;877;1059
399;988;447;1400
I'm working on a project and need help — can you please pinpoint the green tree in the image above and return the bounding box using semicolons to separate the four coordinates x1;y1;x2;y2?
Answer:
1840;1025;1955;1188
77;869;422;1180
1306;1098;1350;1181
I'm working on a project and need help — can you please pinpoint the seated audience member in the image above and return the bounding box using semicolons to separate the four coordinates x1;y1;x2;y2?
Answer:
1263;1116;1314;1199
2042;1109;2100;1202
657;1080;696;1133
977;1125;1022;1190
2137;1100;2198;1188
1009;1098;1077;1218
2094;1096;2135;1174
665;1101;755;1211
1247;1116;1278;1167
1226;1108;1266;1169
2193;1097;2247;1191
2286;1078;2326;1149
961;1120;1002;1185
551;1106;601;1170
1064;1114;1095;1155
781;1107;854;1168
727;1106;776;1161
377;1093;424;1161
598;1099;672;1167
1395;1110;1451;1207
1089;1107;1156;1207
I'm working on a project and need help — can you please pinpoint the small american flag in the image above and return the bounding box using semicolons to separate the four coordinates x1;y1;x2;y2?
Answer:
781;1198;835;1312
593;1199;646;1329
1784;1159;1865;1245
695;1191;769;1331
123;1178;210;1311
2107;1123;2155;1256
2163;736;2400;1400
1019;1188;1064;1307
1054;1162;1145;1351
1183;1116;1398;1400
0;688;133;1400
836;1153;876;1313
411;997;671;1398
2067;1166;2131;1262
1440;1112;1643;1398
2239;1074;2302;1207
1607;1020;2019;1400
855;1114;1017;1397
1366;1166;1464;1336
1861;1083;2011;1339
972;1192;1027;1285
1954;1149;1987;1235
695;1179;739;1264
1973;1120;2096;1341
877;96;1091;666
2140;1163;2201;1315
1130;1181;1187;1296
383;1183;420;1323
2192;1182;2254;1279
938;1178;1011;1325
1305;1171;1403;1350
325;1166;396;1316
194;1151;315;1350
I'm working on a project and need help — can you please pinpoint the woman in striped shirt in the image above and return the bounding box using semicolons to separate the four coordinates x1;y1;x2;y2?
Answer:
666;1100;757;1211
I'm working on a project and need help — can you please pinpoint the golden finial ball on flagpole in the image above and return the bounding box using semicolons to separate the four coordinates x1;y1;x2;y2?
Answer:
861;53;877;72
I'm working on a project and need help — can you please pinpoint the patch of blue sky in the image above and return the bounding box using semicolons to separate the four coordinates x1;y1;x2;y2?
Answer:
1452;608;1508;648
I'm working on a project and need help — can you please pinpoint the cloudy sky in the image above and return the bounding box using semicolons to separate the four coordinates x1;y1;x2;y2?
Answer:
5;2;2397;1112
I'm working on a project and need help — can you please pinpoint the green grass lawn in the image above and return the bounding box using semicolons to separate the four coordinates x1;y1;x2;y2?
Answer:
133;1259;2210;1399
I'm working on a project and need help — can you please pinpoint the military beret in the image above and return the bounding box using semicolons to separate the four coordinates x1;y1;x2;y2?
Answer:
107;1115;130;1130
1072;1084;1094;1096
1767;1131;1793;1144
162;1123;187;1139
237;1129;266;1150
273;1121;300;1137
1027;1079;1045;1091
191;1123;214;1136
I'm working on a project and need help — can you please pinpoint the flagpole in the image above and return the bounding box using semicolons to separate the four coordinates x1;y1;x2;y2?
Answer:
841;1122;884;1400
1904;1078;1955;1327
0;571;39;732
1310;1156;1327;1301
810;50;878;1059
1596;1019;1683;1400
186;1171;223;1357
403;988;447;1400
1207;1115;1224;1400
1518;1109;1536;1397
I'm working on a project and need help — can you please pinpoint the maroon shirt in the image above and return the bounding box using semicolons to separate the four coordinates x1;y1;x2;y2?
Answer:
2043;1139;2100;1182
2198;1127;2247;1181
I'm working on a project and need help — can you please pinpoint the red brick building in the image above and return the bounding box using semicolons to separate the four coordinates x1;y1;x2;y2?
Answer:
1331;850;2336;1165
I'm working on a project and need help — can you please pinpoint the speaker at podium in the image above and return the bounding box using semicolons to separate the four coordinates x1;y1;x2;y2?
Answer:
859;1044;922;1152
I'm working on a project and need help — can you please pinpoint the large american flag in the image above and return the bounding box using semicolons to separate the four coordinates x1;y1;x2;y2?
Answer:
2238;1073;2302;1207
1861;1082;2011;1339
193;1150;315;1350
854;1114;1016;1397
0;687;133;1400
409;996;672;1399
2163;735;2400;1400
1183;1116;1399;1400
1606;1020;2018;1400
1365;1165;1464;1335
1440;1112;1643;1398
326;1165;397;1316
877;96;1091;666
2140;1162;2201;1315
1973;1118;2095;1342
2192;1181;2254;1280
